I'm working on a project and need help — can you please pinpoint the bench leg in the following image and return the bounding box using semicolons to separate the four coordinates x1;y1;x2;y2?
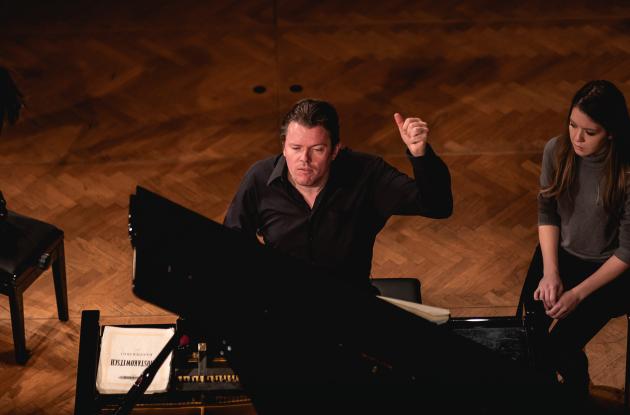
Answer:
52;241;69;322
8;286;29;364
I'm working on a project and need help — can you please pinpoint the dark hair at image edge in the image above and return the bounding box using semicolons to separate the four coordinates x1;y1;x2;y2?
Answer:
541;80;630;214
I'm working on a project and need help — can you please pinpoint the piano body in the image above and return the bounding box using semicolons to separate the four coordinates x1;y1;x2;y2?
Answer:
75;186;567;414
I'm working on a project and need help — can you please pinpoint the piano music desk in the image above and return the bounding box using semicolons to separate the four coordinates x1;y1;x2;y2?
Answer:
74;310;257;415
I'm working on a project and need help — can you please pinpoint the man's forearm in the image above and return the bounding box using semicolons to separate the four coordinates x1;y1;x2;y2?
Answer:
410;146;453;218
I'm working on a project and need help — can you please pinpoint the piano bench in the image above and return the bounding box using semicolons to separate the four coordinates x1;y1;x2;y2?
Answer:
0;211;69;364
371;277;421;304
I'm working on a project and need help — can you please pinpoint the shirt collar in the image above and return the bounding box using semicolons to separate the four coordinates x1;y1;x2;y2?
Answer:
328;147;350;188
267;155;287;186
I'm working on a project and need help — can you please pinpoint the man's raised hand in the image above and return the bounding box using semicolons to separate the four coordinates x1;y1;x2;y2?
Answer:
394;113;429;157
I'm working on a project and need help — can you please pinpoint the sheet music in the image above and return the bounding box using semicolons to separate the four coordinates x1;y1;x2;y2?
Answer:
96;326;174;394
378;296;450;324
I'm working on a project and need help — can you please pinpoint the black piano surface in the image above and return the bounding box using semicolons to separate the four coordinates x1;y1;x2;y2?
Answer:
73;311;538;415
75;186;572;415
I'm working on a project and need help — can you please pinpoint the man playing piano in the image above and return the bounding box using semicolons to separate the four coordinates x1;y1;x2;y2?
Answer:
224;98;452;292
129;98;573;412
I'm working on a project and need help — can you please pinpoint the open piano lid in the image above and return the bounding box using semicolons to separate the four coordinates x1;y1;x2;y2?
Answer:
128;186;565;415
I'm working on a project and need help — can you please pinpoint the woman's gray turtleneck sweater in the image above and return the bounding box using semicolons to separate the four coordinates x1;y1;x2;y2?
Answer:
538;136;630;264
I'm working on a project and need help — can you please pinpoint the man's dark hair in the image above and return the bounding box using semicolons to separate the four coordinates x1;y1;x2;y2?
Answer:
0;67;24;134
280;98;340;146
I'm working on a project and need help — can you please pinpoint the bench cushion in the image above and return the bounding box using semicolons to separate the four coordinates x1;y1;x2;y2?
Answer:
0;211;62;279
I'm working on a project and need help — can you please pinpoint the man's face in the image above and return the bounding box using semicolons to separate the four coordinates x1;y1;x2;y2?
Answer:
283;122;340;188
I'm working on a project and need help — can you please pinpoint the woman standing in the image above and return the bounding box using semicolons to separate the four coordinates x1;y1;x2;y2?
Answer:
521;80;630;398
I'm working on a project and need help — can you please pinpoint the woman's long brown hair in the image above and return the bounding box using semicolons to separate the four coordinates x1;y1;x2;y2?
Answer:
541;80;630;214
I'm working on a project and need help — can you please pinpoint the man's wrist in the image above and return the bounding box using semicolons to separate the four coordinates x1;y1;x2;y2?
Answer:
407;144;433;158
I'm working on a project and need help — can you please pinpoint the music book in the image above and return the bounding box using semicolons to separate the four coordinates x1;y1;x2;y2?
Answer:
96;326;175;394
377;296;450;325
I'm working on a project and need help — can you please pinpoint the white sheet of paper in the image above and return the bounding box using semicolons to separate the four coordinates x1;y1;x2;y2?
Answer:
96;325;174;394
378;296;450;324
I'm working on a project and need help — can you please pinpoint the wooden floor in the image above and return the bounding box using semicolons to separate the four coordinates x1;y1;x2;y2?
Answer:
2;0;630;413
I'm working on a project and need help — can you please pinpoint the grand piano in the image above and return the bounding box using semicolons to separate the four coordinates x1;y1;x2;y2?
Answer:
74;186;570;414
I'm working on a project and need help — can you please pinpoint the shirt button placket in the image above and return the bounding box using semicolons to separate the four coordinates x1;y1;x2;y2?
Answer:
307;217;314;261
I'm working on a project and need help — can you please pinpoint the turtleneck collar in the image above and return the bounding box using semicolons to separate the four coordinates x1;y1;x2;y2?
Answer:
579;144;609;168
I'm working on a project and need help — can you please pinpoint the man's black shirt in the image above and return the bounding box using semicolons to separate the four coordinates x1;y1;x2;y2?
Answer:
224;145;452;289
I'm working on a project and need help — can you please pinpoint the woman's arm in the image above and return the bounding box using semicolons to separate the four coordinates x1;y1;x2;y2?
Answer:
534;225;563;310
547;254;630;319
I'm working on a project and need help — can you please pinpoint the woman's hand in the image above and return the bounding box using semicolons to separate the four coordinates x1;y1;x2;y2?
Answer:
546;289;580;319
534;273;563;310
